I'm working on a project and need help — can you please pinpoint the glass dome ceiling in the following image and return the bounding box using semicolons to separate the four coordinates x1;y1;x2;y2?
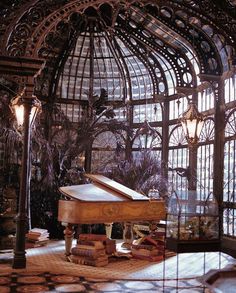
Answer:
57;27;155;103
54;4;204;107
2;1;232;125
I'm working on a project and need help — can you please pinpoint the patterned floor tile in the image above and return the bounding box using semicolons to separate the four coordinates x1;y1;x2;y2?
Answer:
1;240;235;292
0;272;207;293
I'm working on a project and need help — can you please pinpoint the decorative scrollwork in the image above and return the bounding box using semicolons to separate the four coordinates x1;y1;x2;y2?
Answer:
0;0;29;37
5;0;70;56
227;0;236;7
27;6;45;27
3;0;235;61
39;20;71;58
6;22;32;56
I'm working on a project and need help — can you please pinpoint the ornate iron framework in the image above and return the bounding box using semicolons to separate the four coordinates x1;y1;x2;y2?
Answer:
0;0;236;255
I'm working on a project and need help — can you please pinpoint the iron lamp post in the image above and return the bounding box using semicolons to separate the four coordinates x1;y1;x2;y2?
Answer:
10;88;41;269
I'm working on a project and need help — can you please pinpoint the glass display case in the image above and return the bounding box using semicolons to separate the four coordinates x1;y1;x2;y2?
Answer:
166;190;220;252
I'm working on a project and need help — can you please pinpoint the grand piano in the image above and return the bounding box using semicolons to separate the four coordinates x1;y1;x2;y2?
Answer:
58;174;166;255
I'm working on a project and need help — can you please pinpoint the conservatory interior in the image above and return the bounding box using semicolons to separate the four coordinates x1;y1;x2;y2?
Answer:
0;0;236;292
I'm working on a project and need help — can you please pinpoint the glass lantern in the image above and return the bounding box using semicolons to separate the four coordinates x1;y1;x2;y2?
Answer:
166;190;220;252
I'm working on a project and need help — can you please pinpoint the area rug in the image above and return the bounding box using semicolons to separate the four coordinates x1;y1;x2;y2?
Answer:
1;240;235;282
0;271;207;292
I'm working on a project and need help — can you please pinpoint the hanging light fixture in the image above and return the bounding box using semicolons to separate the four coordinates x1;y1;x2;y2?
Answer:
10;87;41;129
180;102;204;145
135;119;157;150
137;119;156;136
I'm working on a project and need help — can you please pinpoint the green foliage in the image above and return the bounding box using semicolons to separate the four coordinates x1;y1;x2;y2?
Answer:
96;150;169;239
0;86;168;239
30;185;64;239
29;100;125;238
102;150;169;197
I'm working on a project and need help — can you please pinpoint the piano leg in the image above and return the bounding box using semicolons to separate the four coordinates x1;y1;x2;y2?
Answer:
122;222;134;249
104;223;113;239
63;223;74;256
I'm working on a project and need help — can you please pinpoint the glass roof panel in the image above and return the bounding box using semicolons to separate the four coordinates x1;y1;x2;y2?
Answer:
57;23;155;102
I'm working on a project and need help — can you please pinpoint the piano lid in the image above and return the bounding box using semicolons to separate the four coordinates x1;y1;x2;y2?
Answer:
59;174;148;202
85;174;147;200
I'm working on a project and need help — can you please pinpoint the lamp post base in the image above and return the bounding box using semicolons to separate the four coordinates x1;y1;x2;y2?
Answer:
12;252;26;269
12;214;28;269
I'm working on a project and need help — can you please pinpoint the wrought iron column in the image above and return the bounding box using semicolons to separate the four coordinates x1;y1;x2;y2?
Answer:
12;99;32;269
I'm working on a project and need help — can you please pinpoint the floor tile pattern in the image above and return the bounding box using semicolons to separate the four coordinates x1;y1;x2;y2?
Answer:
1;240;235;281
0;271;207;292
1;240;235;292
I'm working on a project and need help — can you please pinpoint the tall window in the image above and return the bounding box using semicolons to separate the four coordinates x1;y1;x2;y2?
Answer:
168;124;188;192
224;107;236;237
197;118;215;196
91;131;123;172
223;75;236;238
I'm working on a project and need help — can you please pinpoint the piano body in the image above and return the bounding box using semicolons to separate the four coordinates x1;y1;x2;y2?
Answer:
58;174;166;255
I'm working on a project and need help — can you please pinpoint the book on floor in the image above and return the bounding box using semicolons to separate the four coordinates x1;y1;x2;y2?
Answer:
101;238;116;255
75;233;117;256
25;239;49;248
26;227;49;244
78;234;107;241
133;235;165;247
131;247;159;257
131;242;158;250
26;233;49;241
132;253;164;262
27;228;49;237
70;254;109;267
71;246;106;258
77;239;104;249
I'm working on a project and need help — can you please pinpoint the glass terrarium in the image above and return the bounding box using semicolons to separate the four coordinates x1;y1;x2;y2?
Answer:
166;190;220;252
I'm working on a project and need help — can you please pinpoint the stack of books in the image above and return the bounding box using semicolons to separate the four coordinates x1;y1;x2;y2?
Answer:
104;238;117;255
131;231;165;262
149;230;165;244
150;230;176;258
70;234;110;267
25;228;49;248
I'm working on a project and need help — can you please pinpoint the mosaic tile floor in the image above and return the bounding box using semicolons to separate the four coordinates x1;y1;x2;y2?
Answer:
0;271;207;292
0;240;236;292
1;240;235;280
